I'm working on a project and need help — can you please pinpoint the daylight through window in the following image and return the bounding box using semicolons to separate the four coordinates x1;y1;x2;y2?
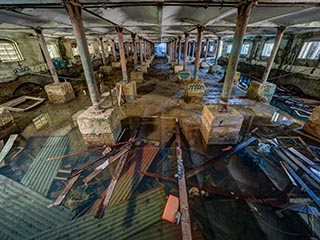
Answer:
261;42;274;57
0;39;23;62
298;41;320;60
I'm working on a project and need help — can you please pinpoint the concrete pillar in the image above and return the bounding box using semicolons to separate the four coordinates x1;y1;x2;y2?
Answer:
178;36;182;65
262;26;286;82
192;41;196;58
116;27;128;82
183;33;189;70
193;26;204;81
131;33;138;70
35;29;59;83
220;1;255;105
65;0;100;108
204;38;210;62
98;37;107;65
112;39;117;60
139;37;144;64
214;36;222;66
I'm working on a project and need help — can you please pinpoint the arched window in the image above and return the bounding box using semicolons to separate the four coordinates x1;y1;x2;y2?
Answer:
0;39;23;62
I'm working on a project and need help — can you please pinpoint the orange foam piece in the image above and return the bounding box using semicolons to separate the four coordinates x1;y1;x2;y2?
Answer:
162;194;179;223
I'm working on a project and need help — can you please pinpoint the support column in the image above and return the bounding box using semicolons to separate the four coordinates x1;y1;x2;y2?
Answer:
204;38;209;62
192;41;195;58
188;39;192;57
98;37;106;66
171;40;175;60
35;29;59;83
174;38;177;62
183;33;189;70
112;39;117;61
178;36;182;65
65;0;100;108
193;26;204;81
139;37;144;64
214;36;222;65
131;33;138;70
262;26;286;82
116;27;128;82
144;40;147;61
220;1;255;105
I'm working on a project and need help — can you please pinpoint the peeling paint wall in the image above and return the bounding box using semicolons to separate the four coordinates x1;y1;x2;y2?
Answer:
221;31;320;98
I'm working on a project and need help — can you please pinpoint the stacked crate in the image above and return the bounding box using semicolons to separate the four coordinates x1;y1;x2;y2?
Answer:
200;105;244;145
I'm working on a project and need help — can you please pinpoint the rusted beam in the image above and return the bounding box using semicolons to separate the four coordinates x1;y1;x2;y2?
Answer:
175;119;192;240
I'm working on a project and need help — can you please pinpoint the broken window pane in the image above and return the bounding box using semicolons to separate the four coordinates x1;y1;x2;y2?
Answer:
298;41;320;60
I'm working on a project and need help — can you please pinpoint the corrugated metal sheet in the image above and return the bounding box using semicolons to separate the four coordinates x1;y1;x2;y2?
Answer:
28;186;166;240
109;144;160;206
0;174;71;240
21;136;70;196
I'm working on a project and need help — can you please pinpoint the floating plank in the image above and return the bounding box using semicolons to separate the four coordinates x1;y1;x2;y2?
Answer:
0;134;18;167
186;137;257;178
175;119;192;240
281;161;320;208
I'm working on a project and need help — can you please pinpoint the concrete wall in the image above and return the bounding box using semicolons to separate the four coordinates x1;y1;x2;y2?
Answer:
221;31;320;98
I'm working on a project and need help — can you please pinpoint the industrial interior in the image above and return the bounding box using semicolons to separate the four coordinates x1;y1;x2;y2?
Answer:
1;0;320;239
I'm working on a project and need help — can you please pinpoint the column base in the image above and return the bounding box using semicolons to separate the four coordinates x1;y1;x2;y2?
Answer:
0;107;14;130
174;65;183;74
111;61;121;69
184;81;206;103
100;66;113;75
130;71;144;83
177;70;191;83
246;81;276;103
117;81;137;101
200;105;244;145
77;106;124;146
303;107;320;139
44;82;75;104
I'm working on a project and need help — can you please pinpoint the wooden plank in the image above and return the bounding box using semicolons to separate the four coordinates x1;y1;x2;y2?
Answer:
288;147;316;166
175;119;192;240
186;137;257;178
0;134;18;166
0;96;45;112
281;161;320;208
49;174;81;208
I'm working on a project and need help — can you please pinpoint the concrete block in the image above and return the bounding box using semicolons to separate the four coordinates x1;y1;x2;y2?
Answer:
77;106;125;146
117;81;137;101
303;106;320;139
177;70;191;83
100;66;113;75
111;61;121;69
130;71;144;83
0;107;14;129
200;105;244;145
44;82;75;104
246;81;276;103
174;65;183;74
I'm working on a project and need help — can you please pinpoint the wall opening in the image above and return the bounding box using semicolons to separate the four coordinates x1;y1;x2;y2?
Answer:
154;43;167;57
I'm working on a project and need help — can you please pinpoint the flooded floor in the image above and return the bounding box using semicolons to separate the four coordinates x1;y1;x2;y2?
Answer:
0;57;318;239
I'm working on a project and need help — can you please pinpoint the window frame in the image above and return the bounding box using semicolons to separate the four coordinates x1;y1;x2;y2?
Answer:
261;42;274;57
240;43;250;56
298;41;320;60
226;44;232;54
0;39;24;63
47;44;60;59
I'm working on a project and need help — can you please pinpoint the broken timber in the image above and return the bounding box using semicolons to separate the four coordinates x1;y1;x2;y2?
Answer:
186;137;257;178
175;119;192;240
0;134;18;167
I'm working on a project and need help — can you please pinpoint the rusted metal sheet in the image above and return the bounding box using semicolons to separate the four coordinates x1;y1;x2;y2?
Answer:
0;174;71;240
21;136;70;196
28;186;166;240
175;119;192;240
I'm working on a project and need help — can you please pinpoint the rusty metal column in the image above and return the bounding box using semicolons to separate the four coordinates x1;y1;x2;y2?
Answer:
188;38;192;57
65;0;100;108
173;38;177;62
98;37;106;65
193;26;204;81
131;33;138;70
220;1;255;105
112;39;117;61
144;40;147;60
178;36;182;65
183;33;189;70
214;36;222;66
262;26;286;82
171;40;175;59
116;27;128;82
35;29;59;83
139;37;144;64
204;38;209;62
192;41;195;58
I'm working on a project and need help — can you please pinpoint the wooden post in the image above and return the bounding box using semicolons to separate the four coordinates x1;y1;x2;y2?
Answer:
116;27;128;82
98;37;107;65
214;36;222;66
35;29;59;83
262;26;286;82
65;0;100;109
220;1;255;106
183;33;189;70
193;26;204;81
